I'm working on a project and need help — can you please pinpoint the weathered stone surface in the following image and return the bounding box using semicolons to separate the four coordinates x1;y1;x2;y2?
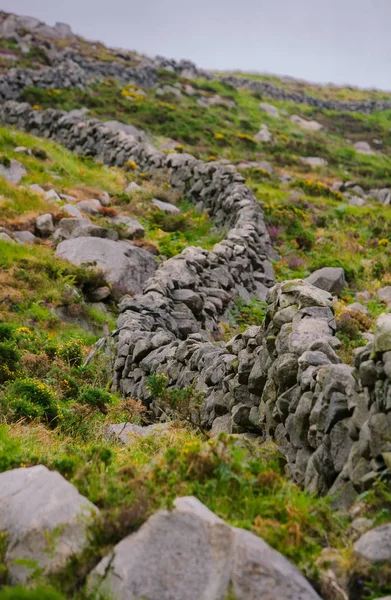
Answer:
106;422;170;445
354;524;391;563
0;465;98;584
111;215;145;239
14;230;36;244
377;286;391;306
374;313;391;353
259;102;280;118
300;157;328;168
88;496;320;600
291;115;323;131
152;198;180;213
35;213;54;236
354;141;375;155
305;267;346;294
55;237;157;294
0;158;26;183
254;124;273;143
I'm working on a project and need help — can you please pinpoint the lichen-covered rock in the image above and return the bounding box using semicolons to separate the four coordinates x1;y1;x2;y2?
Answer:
0;465;98;584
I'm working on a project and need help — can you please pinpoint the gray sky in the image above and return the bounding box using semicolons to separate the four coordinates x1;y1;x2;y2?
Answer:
2;0;391;90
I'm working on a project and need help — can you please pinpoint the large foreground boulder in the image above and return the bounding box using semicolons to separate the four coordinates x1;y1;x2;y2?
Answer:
55;237;158;295
88;496;320;600
0;465;98;584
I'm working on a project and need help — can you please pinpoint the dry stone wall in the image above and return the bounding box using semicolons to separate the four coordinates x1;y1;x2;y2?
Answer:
1;50;391;113
1;100;391;504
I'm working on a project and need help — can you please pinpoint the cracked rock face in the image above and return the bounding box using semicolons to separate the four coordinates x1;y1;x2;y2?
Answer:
0;465;99;584
87;496;321;600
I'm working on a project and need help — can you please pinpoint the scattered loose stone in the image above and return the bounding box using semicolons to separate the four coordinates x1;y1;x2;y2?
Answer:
152;198;180;213
376;286;391;306
354;523;391;563
354;141;375;155
254;124;273;143
291;115;323;131
259;101;280;118
305;267;346;294
111;214;145;239
106;422;170;445
125;181;142;194
300;157;328;167
35;213;54;236
0;158;26;183
14;230;36;244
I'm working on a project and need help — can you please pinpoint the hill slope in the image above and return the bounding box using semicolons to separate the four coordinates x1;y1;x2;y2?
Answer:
0;11;391;600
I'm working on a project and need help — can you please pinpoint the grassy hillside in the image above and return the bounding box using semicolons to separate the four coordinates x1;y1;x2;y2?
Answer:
0;16;391;600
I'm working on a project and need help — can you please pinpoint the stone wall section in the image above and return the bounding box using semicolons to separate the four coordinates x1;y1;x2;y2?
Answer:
1;51;391;113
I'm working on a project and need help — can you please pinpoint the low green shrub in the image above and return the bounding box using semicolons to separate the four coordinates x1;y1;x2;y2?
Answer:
78;387;112;413
0;324;14;341
5;378;61;424
0;341;20;383
0;587;64;600
56;339;84;367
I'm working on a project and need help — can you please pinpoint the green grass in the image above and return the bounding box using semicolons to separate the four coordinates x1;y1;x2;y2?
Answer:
0;127;125;193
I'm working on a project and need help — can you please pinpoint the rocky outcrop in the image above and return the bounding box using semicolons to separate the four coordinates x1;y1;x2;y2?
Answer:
0;465;98;584
87;495;321;600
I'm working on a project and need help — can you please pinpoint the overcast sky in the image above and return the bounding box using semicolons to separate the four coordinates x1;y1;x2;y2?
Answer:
2;0;391;90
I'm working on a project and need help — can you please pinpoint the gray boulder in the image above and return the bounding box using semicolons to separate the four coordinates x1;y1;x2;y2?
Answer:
106;422;170;445
374;313;391;353
0;465;98;584
300;157;328;168
259;102;280;118
291;115;323;132
35;213;54;237
125;181;143;194
354;523;391;563
354;141;375;155
377;286;391;306
0;159;26;184
55;237;157;295
152;198;180;213
305;267;346;294
88;496;320;600
111;215;145;239
254;124;273;143
14;230;36;244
